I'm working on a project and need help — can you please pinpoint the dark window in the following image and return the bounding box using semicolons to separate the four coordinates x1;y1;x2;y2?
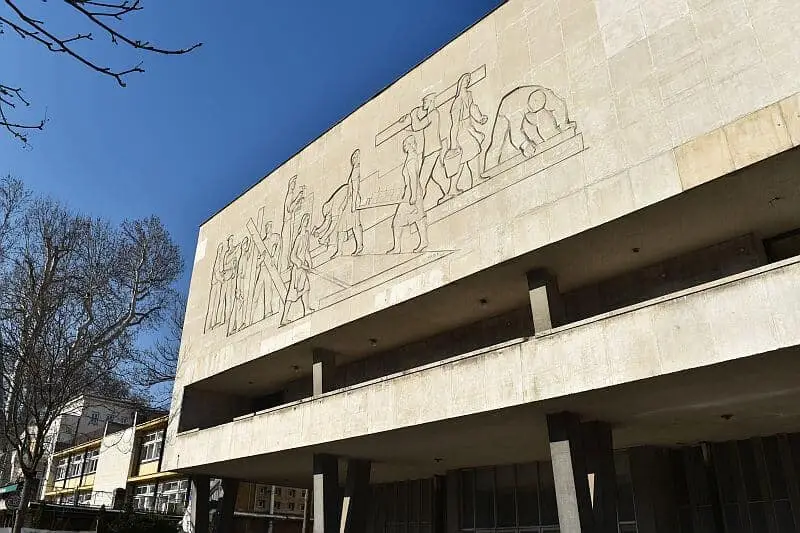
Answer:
495;465;516;527
516;463;539;527
475;468;495;528
672;436;800;533
762;436;788;500
738;440;763;501
460;470;475;529
458;461;566;531
713;442;740;505
775;500;795;533
410;479;421;532
372;478;435;533
539;462;559;527
615;453;636;524
421;478;432;524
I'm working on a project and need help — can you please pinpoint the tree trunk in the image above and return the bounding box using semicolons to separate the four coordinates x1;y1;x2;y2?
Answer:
11;474;33;533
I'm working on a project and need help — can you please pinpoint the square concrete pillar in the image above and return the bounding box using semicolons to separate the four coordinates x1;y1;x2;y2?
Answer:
217;478;239;533
313;349;337;397
582;422;618;533
313;454;340;533
527;269;565;333
189;475;210;533
546;412;594;532
340;459;371;533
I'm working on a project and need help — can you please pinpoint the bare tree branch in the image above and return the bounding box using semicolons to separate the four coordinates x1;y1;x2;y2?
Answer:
0;0;201;143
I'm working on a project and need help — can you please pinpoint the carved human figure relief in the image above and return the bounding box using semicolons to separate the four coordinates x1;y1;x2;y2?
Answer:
388;135;428;254
443;72;488;193
313;149;365;258
281;212;313;326
250;221;281;324
204;242;226;332
219;235;240;332
483;86;576;174
280;176;305;273
400;94;452;205
229;235;255;334
202;67;586;338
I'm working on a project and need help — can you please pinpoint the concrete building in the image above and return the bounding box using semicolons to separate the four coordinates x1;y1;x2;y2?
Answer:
42;414;306;531
42;414;179;510
7;394;138;500
236;484;308;517
164;0;800;532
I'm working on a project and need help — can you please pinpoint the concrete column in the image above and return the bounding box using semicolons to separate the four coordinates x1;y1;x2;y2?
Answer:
313;349;337;397
313;454;340;533
217;478;239;533
546;412;594;532
189;475;210;533
582;422;618;533
527;269;565;332
341;459;371;533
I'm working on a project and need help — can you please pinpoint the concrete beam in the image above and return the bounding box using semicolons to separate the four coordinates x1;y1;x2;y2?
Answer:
340;459;371;533
527;269;565;332
189;475;210;533
313;454;340;533
217;478;239;533
313;349;338;397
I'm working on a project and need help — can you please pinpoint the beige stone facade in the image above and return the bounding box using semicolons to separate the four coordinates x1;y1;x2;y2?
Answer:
166;0;800;532
170;0;800;400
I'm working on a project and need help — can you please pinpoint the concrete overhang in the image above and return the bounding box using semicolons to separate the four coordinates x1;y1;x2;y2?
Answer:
169;256;800;485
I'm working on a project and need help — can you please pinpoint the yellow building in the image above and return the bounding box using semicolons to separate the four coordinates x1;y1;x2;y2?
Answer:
42;413;307;525
125;416;188;514
42;414;188;514
43;439;99;506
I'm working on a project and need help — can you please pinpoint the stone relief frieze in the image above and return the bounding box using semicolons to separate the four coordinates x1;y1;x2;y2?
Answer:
204;65;585;335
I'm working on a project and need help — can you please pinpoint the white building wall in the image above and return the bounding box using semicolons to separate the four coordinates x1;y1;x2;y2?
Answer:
91;427;135;507
35;397;136;499
166;0;800;471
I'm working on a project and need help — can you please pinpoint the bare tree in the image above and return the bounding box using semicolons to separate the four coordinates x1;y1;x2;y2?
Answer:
0;180;183;533
0;0;201;143
131;297;185;408
0;175;28;262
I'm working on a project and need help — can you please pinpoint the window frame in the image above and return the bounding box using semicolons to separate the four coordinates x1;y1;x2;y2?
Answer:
133;483;157;511
55;457;69;481
84;449;99;474
67;453;84;478
140;431;164;463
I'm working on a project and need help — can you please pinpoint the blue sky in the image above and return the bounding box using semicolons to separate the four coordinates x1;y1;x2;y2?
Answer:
1;0;503;296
